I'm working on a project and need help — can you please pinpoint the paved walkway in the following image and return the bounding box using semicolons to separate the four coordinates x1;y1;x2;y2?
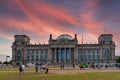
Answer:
49;69;120;74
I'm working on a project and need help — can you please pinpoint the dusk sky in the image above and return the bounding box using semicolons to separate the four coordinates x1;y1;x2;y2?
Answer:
0;0;120;57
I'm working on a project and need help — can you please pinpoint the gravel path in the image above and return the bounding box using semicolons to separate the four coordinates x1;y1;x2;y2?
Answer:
49;68;120;74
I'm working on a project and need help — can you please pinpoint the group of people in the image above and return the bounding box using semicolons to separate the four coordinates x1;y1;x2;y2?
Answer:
35;63;49;74
19;63;49;74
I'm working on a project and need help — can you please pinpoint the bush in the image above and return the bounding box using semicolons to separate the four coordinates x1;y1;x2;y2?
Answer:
116;57;120;63
3;61;9;65
0;61;2;64
82;63;89;68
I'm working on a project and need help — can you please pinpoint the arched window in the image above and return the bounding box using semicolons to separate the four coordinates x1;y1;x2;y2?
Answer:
17;50;22;54
105;49;109;54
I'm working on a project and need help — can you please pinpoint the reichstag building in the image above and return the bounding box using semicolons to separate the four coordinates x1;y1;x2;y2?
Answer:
12;33;115;66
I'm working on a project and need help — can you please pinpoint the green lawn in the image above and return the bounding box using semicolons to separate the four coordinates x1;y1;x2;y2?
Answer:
0;71;120;80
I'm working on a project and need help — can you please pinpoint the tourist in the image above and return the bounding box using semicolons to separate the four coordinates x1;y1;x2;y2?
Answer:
21;64;25;73
73;64;75;69
45;67;49;74
35;63;39;72
42;64;49;74
19;65;22;74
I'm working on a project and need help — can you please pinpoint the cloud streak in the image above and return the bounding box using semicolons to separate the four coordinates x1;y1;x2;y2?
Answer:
0;0;120;56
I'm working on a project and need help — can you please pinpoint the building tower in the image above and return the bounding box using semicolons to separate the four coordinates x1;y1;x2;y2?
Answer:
98;34;115;62
12;35;30;66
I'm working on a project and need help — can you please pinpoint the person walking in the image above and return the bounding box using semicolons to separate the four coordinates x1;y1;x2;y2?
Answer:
35;63;39;72
21;64;25;73
41;64;49;74
19;65;22;74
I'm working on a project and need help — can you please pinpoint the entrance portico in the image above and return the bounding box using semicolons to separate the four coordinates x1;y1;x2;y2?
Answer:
51;48;74;63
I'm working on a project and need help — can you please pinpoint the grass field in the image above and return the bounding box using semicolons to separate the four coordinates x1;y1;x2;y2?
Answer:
0;71;120;80
0;67;120;80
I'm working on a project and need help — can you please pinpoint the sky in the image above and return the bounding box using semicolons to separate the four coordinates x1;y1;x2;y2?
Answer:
0;0;120;57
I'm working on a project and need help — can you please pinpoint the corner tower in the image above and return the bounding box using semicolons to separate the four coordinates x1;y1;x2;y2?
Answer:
98;34;115;62
12;35;30;66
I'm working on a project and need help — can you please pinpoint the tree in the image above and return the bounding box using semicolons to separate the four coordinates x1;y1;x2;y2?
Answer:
0;61;2;64
116;57;120;63
3;61;9;65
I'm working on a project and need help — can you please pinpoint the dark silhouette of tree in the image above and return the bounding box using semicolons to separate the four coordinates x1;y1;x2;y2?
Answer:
116;57;120;63
0;61;2;64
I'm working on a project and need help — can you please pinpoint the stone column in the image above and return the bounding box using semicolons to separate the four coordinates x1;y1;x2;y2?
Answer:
48;48;51;63
59;48;61;62
34;52;36;64
74;48;77;63
69;48;71;62
64;48;66;62
71;48;74;64
54;48;56;62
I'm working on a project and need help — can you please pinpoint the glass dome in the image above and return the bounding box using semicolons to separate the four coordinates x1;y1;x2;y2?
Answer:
57;34;73;40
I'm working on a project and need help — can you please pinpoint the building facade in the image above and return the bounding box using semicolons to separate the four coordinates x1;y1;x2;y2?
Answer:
12;34;115;66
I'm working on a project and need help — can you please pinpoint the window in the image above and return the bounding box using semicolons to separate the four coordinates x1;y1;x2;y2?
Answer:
46;50;48;54
36;50;38;54
83;50;86;54
105;49;109;54
17;50;22;54
88;55;91;60
36;55;39;61
26;50;29;54
84;55;86;60
78;49;81;54
32;55;34;61
88;49;91;53
41;50;43;54
92;49;94;54
96;55;99;60
78;55;81;61
32;50;34;54
92;55;95;60
18;56;21;61
40;55;44;60
45;55;48;61
96;49;99;54
43;50;45;54
105;56;109;60
39;50;41;53
27;56;30;61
